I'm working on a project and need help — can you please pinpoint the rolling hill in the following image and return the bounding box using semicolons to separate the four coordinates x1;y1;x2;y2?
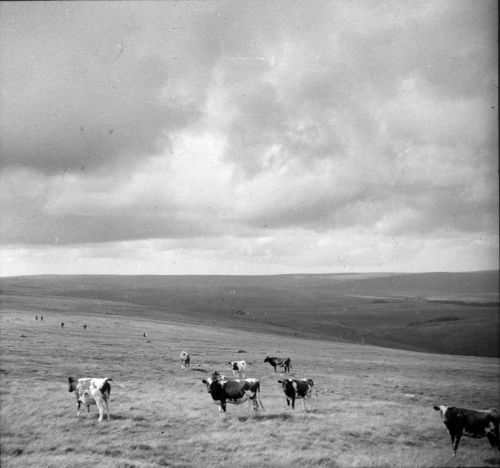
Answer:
0;271;498;357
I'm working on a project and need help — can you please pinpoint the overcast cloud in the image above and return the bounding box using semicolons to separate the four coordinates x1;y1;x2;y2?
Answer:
0;1;498;275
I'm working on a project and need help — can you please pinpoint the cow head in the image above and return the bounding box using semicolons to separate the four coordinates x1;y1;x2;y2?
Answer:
277;378;294;392
202;376;225;400
434;405;453;421
264;356;270;363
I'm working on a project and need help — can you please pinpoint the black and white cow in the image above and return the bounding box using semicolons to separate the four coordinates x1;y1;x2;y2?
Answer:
278;378;314;411
68;377;114;422
264;356;291;374
180;351;190;369
433;405;500;456
202;372;264;416
228;360;247;378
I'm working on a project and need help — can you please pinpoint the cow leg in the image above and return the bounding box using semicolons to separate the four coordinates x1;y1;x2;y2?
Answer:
302;398;311;412
103;397;110;420
95;398;105;422
249;398;257;415
486;422;500;449
486;432;498;448
77;401;81;417
452;432;462;456
256;392;265;411
218;400;226;417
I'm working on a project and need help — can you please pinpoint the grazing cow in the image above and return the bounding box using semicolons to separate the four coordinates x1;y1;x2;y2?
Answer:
180;351;190;369
61;322;64;329
40;316;43;321
202;372;264;416
433;405;500;456
264;356;291;374
278;378;314;411
83;324;87;330
228;360;247;378
68;377;113;422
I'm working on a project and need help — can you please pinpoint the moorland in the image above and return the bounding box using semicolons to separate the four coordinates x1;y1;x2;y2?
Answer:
0;271;499;467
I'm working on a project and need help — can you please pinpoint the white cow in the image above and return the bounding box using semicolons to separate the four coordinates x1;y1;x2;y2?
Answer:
68;377;114;422
228;360;247;378
180;351;190;369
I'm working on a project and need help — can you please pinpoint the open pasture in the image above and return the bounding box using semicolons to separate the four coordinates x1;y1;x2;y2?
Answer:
1;272;498;357
1;293;499;467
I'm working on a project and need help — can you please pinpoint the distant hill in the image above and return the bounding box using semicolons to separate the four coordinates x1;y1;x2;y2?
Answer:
1;271;498;357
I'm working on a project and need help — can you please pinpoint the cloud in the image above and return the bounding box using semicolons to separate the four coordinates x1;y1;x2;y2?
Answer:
0;1;497;274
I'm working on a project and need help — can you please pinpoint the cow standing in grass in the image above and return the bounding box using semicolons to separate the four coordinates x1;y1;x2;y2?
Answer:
202;372;264;417
180;351;190;369
68;377;114;422
433;405;500;456
228;360;247;378
278;378;314;411
264;356;291;374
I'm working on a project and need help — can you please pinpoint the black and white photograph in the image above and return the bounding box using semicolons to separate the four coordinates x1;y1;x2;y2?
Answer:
0;1;498;467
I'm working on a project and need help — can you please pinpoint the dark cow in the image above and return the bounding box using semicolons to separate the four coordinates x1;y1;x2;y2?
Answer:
83;324;87;330
264;356;291;374
278;378;314;411
202;372;264;416
433;405;500;456
61;322;64;329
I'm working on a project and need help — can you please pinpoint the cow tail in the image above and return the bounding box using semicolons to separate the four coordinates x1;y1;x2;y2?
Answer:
256;383;265;411
107;378;125;389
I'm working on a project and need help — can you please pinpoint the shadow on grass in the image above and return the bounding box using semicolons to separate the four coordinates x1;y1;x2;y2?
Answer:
190;368;207;373
238;413;293;422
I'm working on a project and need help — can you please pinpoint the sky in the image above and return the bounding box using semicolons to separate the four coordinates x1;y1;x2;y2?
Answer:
0;1;498;276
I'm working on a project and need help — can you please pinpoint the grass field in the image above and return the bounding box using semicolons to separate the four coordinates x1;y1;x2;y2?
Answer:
1;279;499;468
1;271;498;357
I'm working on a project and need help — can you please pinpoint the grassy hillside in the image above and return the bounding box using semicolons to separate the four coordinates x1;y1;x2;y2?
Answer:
0;295;499;468
1;271;498;356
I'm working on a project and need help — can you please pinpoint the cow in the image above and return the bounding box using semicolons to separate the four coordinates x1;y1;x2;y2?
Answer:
228;360;247;378
201;372;264;416
264;356;291;374
433;405;500;456
278;378;314;411
61;322;64;329
68;377;114;422
83;324;87;330
180;351;190;369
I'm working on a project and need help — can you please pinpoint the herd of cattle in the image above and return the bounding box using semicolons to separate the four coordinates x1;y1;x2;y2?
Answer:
44;317;499;458
67;351;500;457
